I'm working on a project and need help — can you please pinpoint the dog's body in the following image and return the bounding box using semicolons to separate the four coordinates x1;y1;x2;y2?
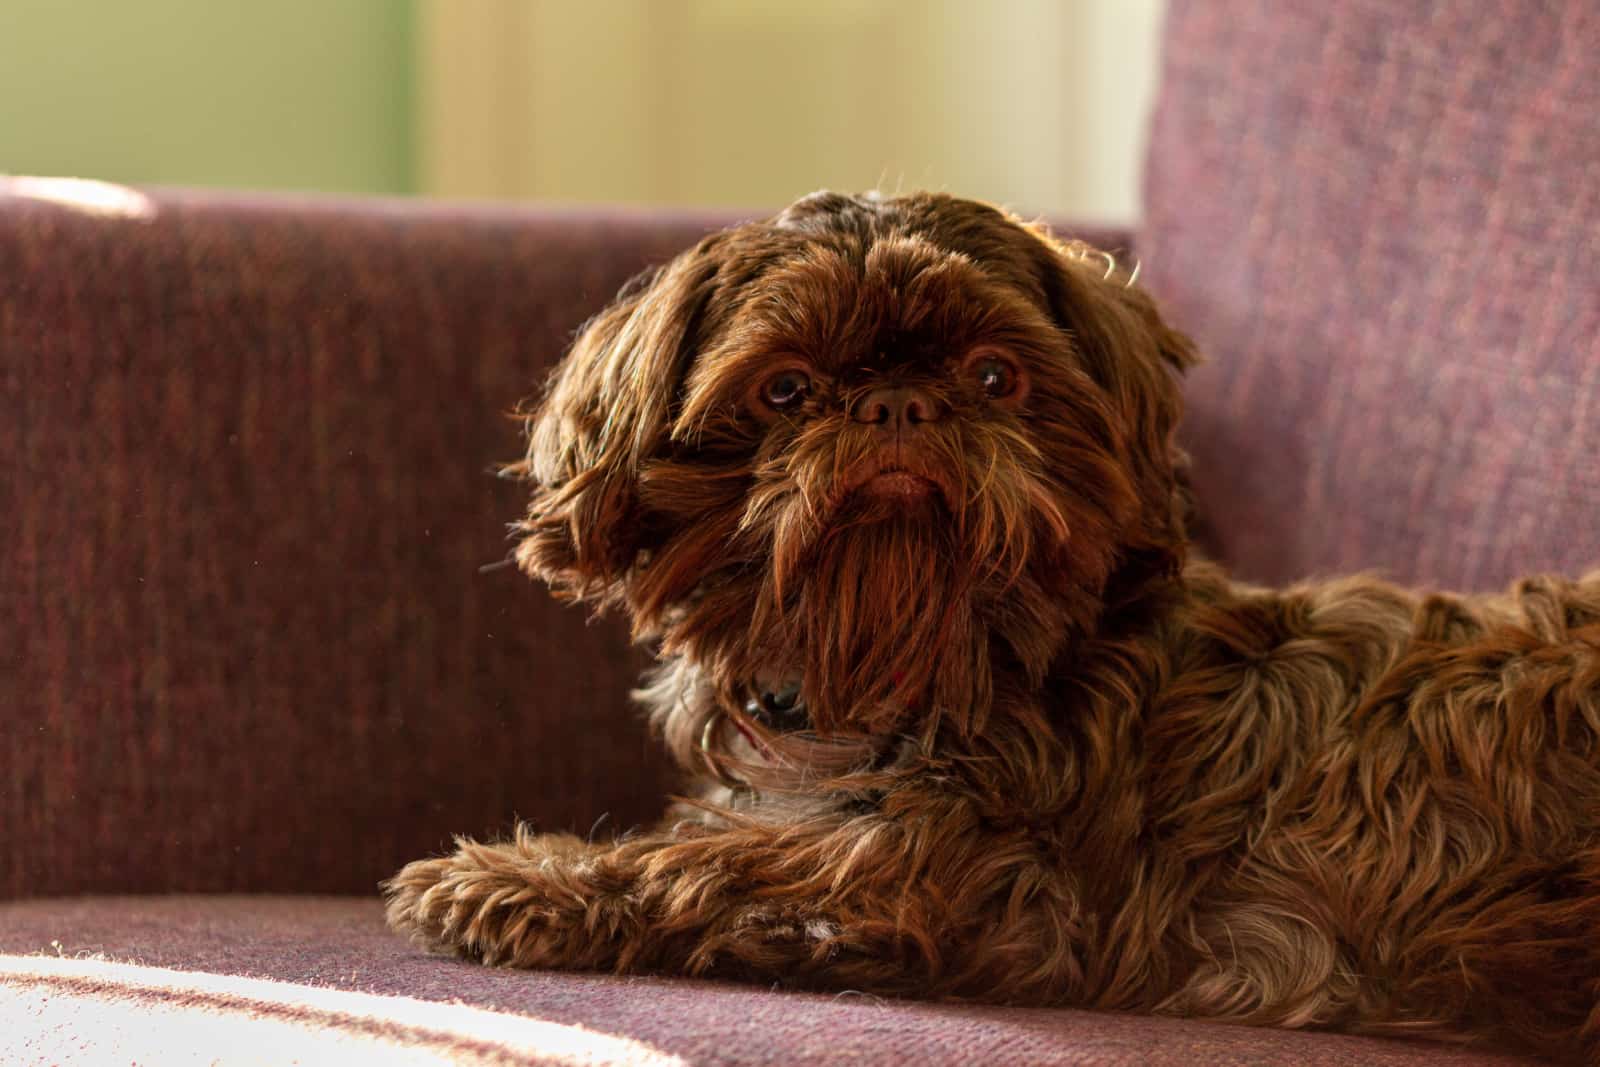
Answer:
386;192;1600;1061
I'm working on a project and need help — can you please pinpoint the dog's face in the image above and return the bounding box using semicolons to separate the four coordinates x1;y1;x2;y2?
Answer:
513;192;1194;750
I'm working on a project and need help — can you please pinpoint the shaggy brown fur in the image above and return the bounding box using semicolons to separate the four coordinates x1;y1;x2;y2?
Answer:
386;191;1600;1062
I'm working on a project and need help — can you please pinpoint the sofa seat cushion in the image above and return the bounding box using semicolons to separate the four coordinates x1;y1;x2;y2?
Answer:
0;896;1539;1065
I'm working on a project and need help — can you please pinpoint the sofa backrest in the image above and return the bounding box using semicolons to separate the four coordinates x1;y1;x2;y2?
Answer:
1143;0;1600;590
0;185;724;896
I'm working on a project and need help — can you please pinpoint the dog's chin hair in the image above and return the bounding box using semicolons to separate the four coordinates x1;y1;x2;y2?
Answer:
757;496;992;737
637;477;1071;782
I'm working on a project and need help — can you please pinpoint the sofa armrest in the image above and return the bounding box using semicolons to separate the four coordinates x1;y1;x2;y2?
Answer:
1;182;746;897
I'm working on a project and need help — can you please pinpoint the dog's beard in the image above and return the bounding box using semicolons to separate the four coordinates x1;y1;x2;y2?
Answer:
636;418;1106;746
751;487;993;738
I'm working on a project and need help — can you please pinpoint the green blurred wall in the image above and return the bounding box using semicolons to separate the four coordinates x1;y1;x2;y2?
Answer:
0;1;414;194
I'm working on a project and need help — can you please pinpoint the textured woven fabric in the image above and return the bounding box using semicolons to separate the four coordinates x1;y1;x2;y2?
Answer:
0;186;729;898
0;896;1541;1066
1144;0;1600;590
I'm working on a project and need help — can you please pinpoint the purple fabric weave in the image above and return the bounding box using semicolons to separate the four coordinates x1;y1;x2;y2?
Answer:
0;897;1543;1066
1;187;729;898
1144;0;1600;590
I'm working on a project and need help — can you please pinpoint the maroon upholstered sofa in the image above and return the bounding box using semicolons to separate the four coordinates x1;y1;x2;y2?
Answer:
4;2;1596;1063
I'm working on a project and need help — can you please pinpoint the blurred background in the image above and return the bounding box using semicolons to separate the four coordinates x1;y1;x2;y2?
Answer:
0;0;1165;224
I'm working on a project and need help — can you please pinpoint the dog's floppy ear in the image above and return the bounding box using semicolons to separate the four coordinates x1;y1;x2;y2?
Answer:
511;236;727;607
1028;228;1200;574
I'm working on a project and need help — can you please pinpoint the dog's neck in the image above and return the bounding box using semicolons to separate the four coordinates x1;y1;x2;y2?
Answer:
651;562;1190;828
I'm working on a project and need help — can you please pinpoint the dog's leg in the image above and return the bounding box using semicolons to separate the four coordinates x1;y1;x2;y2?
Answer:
382;819;931;984
384;810;1089;998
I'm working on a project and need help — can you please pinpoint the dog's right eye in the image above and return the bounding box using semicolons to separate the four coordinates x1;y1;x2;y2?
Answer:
760;369;811;411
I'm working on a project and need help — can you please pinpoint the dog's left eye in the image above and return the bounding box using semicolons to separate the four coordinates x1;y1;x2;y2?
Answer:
760;369;812;411
746;680;807;732
972;355;1019;399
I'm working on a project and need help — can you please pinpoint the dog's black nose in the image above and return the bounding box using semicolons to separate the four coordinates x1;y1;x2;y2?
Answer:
852;385;942;430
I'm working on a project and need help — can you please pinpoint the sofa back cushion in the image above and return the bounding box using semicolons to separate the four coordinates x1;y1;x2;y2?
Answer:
1142;0;1600;589
0;184;728;896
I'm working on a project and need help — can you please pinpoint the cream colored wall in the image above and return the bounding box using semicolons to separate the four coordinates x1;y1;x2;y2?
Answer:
419;0;1166;222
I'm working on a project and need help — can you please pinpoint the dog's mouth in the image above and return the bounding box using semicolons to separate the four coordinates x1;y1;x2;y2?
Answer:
861;469;939;499
834;448;955;512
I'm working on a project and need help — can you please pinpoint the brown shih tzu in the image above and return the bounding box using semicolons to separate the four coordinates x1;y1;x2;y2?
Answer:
386;191;1600;1062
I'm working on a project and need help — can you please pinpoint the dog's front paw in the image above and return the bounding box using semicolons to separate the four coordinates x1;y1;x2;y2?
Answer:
384;829;633;969
383;853;481;958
